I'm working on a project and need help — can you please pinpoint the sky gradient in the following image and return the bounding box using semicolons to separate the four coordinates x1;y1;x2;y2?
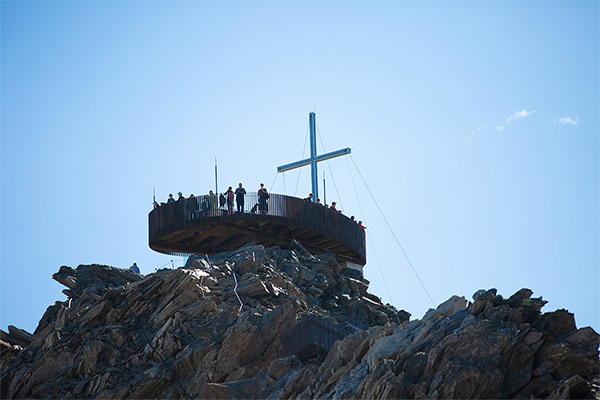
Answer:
2;1;598;334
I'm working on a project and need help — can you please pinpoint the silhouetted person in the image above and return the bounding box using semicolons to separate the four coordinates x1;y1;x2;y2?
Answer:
258;183;269;215
235;183;246;213
177;192;184;201
167;194;175;203
188;194;198;219
225;186;235;214
130;263;140;274
305;193;314;201
208;190;216;215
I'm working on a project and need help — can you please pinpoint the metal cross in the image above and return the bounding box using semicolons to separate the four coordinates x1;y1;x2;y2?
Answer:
277;112;351;201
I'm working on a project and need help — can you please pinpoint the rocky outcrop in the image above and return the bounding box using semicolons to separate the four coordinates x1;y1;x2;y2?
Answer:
293;290;599;399
1;244;598;399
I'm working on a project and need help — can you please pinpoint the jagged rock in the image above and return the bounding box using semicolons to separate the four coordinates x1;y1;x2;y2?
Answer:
236;273;269;297
5;326;34;347
52;264;142;298
199;382;231;399
0;246;598;400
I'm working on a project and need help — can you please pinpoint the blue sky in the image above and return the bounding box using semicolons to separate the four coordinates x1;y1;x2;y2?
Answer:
2;1;598;334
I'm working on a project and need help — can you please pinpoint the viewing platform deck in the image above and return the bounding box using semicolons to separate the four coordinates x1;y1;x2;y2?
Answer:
149;193;366;265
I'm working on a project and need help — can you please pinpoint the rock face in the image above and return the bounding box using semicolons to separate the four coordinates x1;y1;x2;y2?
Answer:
1;245;598;399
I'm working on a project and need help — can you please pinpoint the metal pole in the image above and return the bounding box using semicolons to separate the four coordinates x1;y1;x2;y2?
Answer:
215;157;218;195
309;112;318;201
323;171;326;206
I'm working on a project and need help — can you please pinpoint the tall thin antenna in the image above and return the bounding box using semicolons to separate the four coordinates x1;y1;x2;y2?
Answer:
215;157;218;195
153;187;155;204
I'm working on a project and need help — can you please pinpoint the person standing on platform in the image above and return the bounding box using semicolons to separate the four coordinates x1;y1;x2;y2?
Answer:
235;183;246;213
167;194;175;203
225;186;235;214
208;190;216;215
177;192;185;201
130;263;140;274
258;183;270;215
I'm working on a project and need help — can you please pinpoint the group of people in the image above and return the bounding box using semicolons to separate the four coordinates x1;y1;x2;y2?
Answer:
153;187;365;228
154;183;270;215
304;193;366;229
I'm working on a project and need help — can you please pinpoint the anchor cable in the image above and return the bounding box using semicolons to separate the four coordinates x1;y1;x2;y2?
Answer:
316;126;344;211
269;170;279;193
345;156;399;320
349;155;436;308
294;125;310;196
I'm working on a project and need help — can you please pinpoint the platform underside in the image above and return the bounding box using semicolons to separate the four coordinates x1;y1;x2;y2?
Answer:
150;213;365;265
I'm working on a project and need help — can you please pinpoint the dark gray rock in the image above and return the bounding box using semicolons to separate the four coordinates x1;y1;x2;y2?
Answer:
1;250;598;400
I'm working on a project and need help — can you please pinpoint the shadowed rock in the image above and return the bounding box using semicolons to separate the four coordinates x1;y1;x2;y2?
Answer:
1;247;598;399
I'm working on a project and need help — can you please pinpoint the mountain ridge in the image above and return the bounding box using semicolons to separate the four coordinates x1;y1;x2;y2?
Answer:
1;242;598;399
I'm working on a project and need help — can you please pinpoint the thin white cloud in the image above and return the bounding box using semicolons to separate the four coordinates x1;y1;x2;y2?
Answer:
465;124;504;144
557;116;578;126
506;109;536;123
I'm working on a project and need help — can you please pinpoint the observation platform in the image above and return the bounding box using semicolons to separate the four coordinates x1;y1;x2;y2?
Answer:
149;193;366;265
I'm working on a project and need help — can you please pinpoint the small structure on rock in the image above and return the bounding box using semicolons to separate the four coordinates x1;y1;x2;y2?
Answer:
281;315;365;361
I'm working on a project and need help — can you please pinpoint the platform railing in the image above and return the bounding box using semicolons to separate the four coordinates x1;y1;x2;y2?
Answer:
176;192;288;219
150;192;366;259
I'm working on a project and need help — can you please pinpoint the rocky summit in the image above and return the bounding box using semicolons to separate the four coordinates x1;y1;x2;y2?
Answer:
1;243;598;399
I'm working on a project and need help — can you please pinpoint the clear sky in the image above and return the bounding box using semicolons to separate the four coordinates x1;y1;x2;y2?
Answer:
2;1;598;335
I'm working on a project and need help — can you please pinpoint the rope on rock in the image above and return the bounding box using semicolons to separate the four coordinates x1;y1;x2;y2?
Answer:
232;271;244;313
122;285;193;399
349;154;436;308
205;255;243;313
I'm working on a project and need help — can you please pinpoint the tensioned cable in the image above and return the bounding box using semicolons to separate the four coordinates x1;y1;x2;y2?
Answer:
283;172;287;194
365;230;403;325
294;125;310;196
155;260;173;271
349;155;436;307
316;126;344;211
269;170;279;193
345;156;399;319
122;285;192;399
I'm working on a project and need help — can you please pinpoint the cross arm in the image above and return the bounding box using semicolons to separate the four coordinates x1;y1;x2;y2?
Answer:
277;147;351;173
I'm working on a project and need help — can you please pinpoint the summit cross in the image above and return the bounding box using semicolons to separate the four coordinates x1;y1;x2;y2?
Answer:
277;112;351;202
